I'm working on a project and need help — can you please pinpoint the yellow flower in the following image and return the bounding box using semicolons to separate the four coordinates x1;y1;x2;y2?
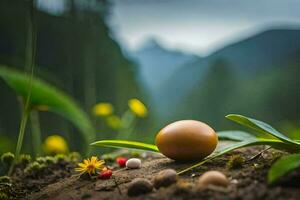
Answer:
128;98;147;117
92;102;113;117
43;135;68;155
75;156;105;175
106;115;121;130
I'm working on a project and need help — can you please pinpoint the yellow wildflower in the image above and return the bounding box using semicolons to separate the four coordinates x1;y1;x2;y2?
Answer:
43;135;68;155
92;102;113;117
128;98;147;117
75;156;105;175
106;115;121;130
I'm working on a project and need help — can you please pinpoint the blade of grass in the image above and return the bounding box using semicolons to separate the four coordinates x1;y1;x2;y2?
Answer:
30;110;42;156
11;0;37;174
90;140;159;152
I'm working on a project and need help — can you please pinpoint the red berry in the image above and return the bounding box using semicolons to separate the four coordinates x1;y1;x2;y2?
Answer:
98;169;113;179
116;157;128;167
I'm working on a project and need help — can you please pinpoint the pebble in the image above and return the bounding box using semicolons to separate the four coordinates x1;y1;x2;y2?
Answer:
197;171;229;188
126;158;142;169
231;179;238;184
153;169;178;189
127;178;153;196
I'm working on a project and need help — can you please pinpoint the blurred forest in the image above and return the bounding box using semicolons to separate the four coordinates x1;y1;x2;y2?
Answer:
0;0;148;154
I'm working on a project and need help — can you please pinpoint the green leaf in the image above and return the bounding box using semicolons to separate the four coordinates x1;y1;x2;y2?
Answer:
90;140;159;152
217;130;255;141
268;154;300;184
226;114;299;146
0;66;95;150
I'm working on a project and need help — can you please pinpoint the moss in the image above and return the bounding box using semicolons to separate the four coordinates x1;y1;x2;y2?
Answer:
0;176;11;183
19;154;31;165
55;154;68;162
1;152;14;165
0;193;8;200
36;156;56;165
227;155;245;169
68;152;81;162
253;163;264;170
24;161;46;173
270;151;283;164
130;151;141;158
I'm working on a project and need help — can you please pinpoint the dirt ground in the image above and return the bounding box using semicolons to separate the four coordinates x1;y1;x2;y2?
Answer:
6;146;300;200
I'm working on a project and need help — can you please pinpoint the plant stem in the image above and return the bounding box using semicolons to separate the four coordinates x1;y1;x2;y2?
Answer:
119;110;136;139
8;107;30;175
9;0;36;175
30;110;42;156
15;109;30;160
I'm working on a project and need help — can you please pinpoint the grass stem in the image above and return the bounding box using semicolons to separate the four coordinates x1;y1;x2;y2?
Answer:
30;110;42;156
8;107;30;175
9;0;37;175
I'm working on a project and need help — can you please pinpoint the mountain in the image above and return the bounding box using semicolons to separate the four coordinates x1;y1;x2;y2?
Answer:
155;28;300;125
132;39;198;94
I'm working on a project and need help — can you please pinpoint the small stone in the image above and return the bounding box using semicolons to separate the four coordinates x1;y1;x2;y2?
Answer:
126;158;141;169
197;171;229;188
153;169;178;189
231;179;238;184
127;178;153;196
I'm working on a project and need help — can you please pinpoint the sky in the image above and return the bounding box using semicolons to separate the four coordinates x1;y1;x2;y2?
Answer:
109;0;300;55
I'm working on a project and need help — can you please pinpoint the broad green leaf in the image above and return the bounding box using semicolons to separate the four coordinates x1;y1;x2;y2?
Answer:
268;154;300;184
0;66;95;150
90;140;159;152
217;130;255;141
226;114;300;146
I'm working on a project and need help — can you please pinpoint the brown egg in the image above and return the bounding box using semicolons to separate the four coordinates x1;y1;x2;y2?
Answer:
155;120;218;161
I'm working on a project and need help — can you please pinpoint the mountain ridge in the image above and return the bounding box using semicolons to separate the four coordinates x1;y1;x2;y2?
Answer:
154;28;300;119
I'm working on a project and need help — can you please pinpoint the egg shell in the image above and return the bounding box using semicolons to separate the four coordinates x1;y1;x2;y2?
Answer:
126;158;142;169
155;120;218;161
